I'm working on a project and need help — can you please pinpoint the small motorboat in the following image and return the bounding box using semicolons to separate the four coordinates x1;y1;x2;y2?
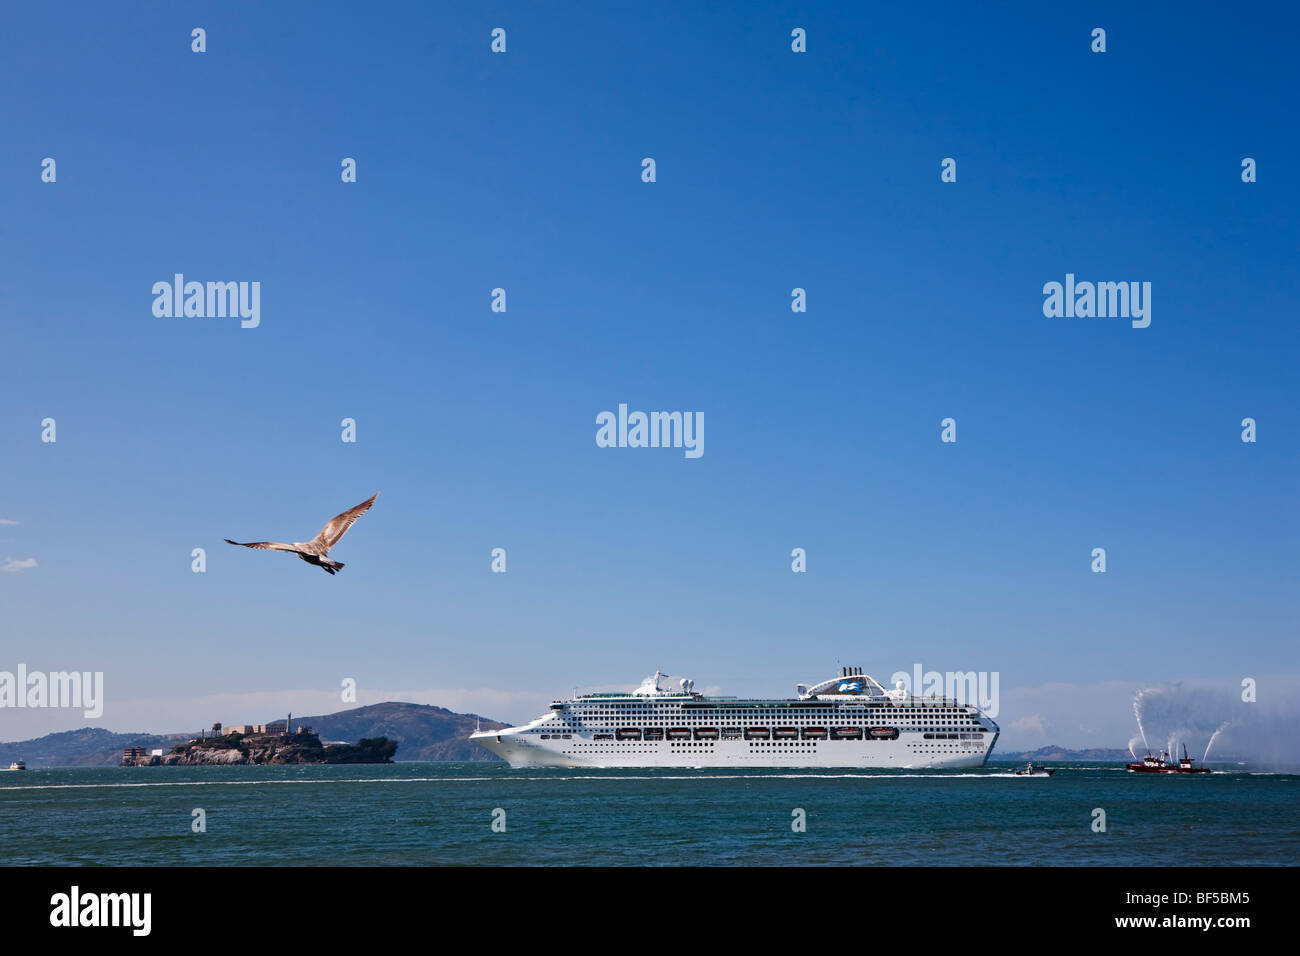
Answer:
5;760;26;771
1013;762;1054;776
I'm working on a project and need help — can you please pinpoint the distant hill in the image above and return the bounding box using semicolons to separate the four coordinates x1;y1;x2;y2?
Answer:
0;728;191;768
295;702;507;761
1;702;508;768
998;746;1133;762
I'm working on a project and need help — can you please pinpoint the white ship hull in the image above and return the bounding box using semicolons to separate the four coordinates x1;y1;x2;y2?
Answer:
472;729;996;769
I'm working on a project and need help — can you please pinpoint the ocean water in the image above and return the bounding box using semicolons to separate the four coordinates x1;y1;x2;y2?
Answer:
2;761;1296;866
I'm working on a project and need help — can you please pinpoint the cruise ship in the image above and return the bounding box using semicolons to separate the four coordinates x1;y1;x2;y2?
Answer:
470;668;1000;768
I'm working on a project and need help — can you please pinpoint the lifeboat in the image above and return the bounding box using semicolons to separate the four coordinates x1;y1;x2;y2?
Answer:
773;727;798;739
665;728;691;740
642;728;664;740
693;728;719;740
831;727;863;740
868;727;900;740
744;727;770;740
615;728;642;740
800;727;828;739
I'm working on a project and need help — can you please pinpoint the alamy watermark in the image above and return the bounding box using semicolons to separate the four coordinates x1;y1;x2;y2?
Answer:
890;664;999;717
152;274;260;328
1042;273;1150;328
50;886;150;936
0;665;103;718
596;404;703;459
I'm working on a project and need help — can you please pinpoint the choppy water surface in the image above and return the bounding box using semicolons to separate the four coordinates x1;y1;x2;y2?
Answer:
3;762;1295;865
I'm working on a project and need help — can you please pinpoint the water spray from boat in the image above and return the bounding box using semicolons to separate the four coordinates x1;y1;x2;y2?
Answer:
1203;721;1232;761
1133;683;1232;762
1133;692;1150;751
1126;678;1300;771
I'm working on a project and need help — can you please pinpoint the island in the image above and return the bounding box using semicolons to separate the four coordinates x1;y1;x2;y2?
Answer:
121;722;397;766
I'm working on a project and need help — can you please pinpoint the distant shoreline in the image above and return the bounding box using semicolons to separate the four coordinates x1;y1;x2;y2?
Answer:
0;702;508;768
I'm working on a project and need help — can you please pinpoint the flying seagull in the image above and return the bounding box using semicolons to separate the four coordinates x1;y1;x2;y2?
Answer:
225;493;378;575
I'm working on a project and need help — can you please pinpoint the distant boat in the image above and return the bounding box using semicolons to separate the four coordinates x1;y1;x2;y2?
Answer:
1013;761;1054;776
1126;745;1212;774
5;760;26;771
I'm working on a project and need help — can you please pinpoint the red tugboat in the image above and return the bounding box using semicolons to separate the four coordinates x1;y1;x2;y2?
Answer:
1126;745;1212;774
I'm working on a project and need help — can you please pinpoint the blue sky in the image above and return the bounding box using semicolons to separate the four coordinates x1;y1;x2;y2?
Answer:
2;2;1296;748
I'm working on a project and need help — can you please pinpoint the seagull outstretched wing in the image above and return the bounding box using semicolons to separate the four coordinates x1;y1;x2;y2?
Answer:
224;540;300;552
309;493;379;554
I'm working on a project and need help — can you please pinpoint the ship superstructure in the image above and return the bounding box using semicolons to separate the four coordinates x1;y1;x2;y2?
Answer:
471;668;1000;768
